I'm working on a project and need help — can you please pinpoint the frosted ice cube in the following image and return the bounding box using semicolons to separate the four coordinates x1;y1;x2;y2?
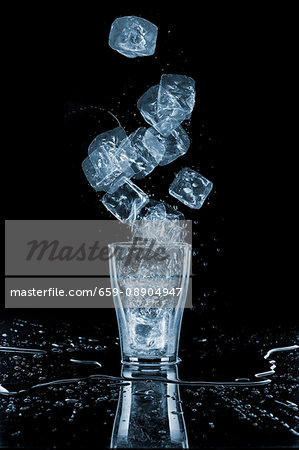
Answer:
119;127;165;179
137;85;182;137
82;156;127;193
88;126;127;155
131;201;186;243
169;168;213;209
143;128;166;164
109;16;158;58
149;125;190;166
159;74;195;120
102;178;149;222
85;126;135;192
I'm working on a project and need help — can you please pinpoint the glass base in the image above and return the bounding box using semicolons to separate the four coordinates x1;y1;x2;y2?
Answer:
121;356;181;366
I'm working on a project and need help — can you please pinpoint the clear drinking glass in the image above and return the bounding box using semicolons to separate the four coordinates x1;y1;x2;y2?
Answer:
109;242;191;365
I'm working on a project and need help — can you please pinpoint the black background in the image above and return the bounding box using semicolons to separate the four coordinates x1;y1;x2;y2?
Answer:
3;4;297;329
1;4;298;450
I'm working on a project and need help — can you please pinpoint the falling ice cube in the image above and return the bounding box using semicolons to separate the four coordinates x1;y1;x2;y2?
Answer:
137;85;182;137
86;148;125;192
144;202;167;221
120;128;158;179
88;126;127;155
120;127;165;179
81;154;126;193
149;125;190;166
108;16;158;58
145;202;185;222
137;85;162;130
143;128;166;164
169;168;213;209
85;126;135;192
101;178;149;222
133;200;185;223
159;74;195;120
144;202;186;243
131;201;186;243
130;199;162;221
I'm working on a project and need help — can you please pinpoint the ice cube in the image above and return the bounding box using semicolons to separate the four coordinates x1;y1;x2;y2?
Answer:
88;126;127;155
102;178;149;222
145;202;184;222
119;127;164;179
169;168;213;209
137;74;195;137
131;201;186;243
144;202;167;220
108;16;158;58
86;126;135;192
82;156;127;193
87;148;123;191
143;128;166;164
159;74;195;120
137;85;182;137
149;125;190;166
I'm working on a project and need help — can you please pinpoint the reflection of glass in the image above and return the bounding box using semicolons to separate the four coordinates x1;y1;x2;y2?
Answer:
109;243;191;365
111;365;188;448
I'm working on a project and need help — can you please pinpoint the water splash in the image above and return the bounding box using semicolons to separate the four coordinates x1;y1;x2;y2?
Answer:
0;346;47;355
255;344;299;380
0;344;297;396
70;359;102;368
70;344;298;388
107;110;122;127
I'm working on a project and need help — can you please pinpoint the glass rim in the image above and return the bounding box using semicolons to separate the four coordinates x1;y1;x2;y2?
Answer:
108;242;192;249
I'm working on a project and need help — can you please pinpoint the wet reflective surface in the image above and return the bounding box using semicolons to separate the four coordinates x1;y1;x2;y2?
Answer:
0;315;298;448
